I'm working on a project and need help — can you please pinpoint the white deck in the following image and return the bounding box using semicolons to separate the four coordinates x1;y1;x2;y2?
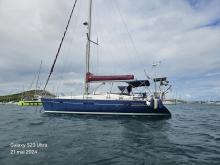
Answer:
56;93;150;103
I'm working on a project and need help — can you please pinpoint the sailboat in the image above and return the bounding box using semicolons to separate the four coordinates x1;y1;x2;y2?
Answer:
41;0;171;116
18;61;43;106
17;95;42;106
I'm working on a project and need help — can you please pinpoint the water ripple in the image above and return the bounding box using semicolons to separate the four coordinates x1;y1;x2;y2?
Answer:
1;104;220;164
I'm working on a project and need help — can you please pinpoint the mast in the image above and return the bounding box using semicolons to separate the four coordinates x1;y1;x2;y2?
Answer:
35;60;42;96
84;0;93;95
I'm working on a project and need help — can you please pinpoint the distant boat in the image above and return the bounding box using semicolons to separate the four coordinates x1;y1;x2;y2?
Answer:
17;95;42;106
18;61;43;106
163;100;177;105
41;0;171;116
17;100;42;106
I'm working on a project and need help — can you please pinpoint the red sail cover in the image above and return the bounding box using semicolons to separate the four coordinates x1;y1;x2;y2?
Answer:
86;72;134;82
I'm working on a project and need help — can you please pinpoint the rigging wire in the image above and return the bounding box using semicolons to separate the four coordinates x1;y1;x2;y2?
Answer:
35;60;42;96
28;60;42;91
54;1;81;95
92;2;100;74
35;60;42;90
43;0;78;91
28;70;37;90
112;0;144;67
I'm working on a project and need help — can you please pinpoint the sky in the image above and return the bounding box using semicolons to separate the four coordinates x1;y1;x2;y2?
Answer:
0;0;220;101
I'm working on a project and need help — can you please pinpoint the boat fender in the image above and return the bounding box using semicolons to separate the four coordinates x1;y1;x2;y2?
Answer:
154;98;158;109
146;101;150;106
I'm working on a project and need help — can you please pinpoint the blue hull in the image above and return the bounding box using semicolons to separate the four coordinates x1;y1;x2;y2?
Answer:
41;98;171;116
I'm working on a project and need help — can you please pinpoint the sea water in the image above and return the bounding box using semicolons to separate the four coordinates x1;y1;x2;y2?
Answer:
0;104;220;165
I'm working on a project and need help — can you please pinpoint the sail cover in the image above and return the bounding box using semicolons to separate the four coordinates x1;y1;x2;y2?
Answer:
153;77;167;82
86;72;134;82
126;80;150;87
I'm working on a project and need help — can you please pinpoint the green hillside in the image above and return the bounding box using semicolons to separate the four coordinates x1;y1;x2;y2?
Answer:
0;90;55;102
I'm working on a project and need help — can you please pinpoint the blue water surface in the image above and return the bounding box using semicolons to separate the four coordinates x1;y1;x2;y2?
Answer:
0;104;220;165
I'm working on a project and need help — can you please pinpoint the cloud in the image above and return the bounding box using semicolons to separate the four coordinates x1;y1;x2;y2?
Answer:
205;72;220;77
0;0;220;100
